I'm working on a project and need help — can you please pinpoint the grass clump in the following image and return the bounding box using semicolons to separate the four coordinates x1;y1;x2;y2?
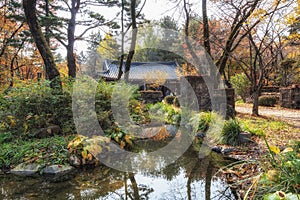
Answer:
221;119;242;146
247;139;300;199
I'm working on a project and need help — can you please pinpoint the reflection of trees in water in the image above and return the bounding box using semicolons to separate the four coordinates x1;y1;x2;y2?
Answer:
0;147;233;199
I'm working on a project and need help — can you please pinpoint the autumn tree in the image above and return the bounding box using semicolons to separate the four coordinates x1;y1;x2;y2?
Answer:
0;1;44;87
231;0;293;115
97;33;120;60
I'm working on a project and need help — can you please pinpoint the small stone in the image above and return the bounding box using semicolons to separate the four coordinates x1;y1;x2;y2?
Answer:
212;146;222;153
69;155;81;167
10;163;42;176
221;147;235;154
238;132;252;144
165;125;178;137
195;132;206;138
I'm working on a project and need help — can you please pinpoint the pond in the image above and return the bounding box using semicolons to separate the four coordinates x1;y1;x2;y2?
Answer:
0;141;235;200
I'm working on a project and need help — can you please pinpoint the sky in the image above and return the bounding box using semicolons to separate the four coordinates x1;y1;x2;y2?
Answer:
58;0;204;56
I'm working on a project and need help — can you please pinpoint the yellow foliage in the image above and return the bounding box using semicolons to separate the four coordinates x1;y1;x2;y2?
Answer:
266;170;279;182
281;147;293;154
270;145;280;154
120;141;125;149
7;115;16;127
152;126;171;141
178;63;199;76
143;70;168;85
124;135;132;145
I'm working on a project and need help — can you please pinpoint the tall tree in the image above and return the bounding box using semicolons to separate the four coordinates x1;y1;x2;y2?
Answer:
231;0;291;115
124;0;137;82
214;0;260;85
52;0;119;78
202;0;211;56
23;0;61;89
117;0;146;80
67;0;80;78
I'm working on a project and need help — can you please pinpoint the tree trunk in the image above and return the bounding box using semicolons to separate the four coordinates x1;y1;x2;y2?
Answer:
128;172;139;199
23;0;62;90
202;0;211;56
45;0;50;45
117;0;125;80
252;89;259;116
205;159;213;200
183;0;203;75
124;0;137;82
67;0;80;78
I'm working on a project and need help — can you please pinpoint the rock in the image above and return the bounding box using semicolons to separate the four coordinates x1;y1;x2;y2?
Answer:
42;164;74;175
165;125;178;137
211;145;235;154
221;147;235;154
69;155;81;167
42;164;75;182
238;132;252;144
212;146;222;153
195;132;206;138
10;163;42;176
36;125;62;138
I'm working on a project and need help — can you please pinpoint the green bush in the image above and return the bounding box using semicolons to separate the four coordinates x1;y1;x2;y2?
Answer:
231;73;250;102
221;119;241;146
197;112;219;132
147;102;181;125
0;80;74;137
258;95;277;107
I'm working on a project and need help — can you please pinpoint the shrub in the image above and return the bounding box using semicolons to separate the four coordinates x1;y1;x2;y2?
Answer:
258;95;277;107
164;95;175;105
221;119;242;146
1;80;74;137
231;73;250;102
147;102;181;125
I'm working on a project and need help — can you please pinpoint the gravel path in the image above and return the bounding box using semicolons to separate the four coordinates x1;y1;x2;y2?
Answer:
235;104;300;128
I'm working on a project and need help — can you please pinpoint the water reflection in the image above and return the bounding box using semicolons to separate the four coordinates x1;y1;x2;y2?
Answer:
0;143;234;200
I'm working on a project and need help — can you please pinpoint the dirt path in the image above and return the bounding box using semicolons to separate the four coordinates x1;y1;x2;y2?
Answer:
236;103;300;128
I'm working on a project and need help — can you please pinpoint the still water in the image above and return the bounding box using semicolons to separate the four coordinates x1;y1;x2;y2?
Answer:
0;141;235;200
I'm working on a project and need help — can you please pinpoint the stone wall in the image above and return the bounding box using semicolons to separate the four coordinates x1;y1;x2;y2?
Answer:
280;85;300;109
180;76;235;117
139;91;163;104
180;76;211;111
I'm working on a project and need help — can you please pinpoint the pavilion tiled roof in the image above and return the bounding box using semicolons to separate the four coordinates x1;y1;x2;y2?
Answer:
97;59;180;81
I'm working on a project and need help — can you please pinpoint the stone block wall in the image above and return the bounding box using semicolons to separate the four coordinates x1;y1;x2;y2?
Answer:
139;91;163;104
180;76;211;111
280;85;300;109
180;76;235;117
